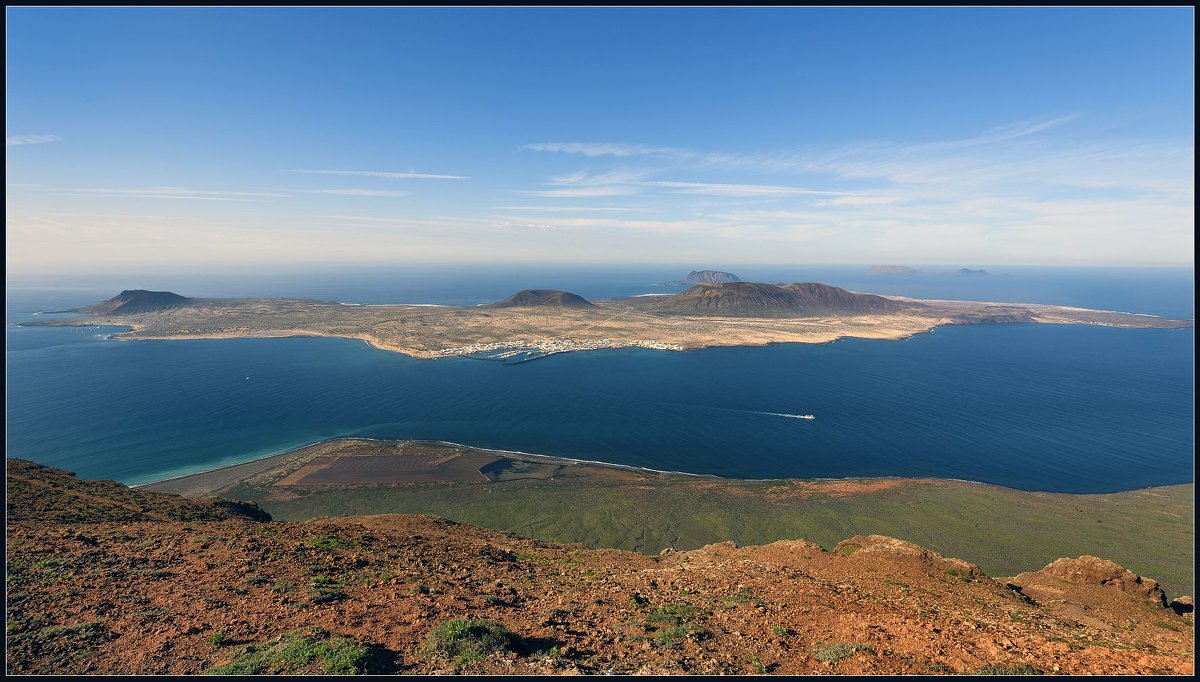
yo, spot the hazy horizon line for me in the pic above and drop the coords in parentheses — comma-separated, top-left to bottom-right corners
(6, 260, 1194, 281)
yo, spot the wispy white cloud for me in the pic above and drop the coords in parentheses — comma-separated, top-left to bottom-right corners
(493, 215, 715, 235)
(523, 142, 688, 158)
(492, 205, 649, 212)
(298, 188, 408, 197)
(287, 169, 468, 180)
(327, 214, 440, 225)
(523, 115, 1083, 169)
(327, 214, 498, 228)
(324, 213, 566, 236)
(6, 134, 61, 146)
(812, 195, 900, 207)
(47, 187, 286, 202)
(7, 115, 1190, 268)
(941, 114, 1081, 149)
(522, 115, 1192, 213)
(490, 220, 557, 231)
(645, 181, 848, 197)
(43, 212, 200, 222)
(548, 168, 651, 186)
(522, 186, 640, 198)
(523, 168, 649, 198)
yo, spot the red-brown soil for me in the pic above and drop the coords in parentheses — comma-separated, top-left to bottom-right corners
(5, 460, 1194, 675)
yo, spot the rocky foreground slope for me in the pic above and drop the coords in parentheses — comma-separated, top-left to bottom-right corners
(5, 460, 1194, 675)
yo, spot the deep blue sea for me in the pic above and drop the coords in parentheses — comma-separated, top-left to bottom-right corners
(5, 265, 1194, 493)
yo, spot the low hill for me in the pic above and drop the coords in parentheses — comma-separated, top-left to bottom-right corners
(686, 270, 742, 284)
(80, 290, 193, 315)
(4, 461, 1193, 675)
(868, 265, 921, 276)
(485, 289, 595, 309)
(657, 282, 908, 316)
(955, 268, 989, 276)
(6, 458, 269, 524)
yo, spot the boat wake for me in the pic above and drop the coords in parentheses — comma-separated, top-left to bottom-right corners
(676, 401, 816, 421)
(742, 410, 815, 420)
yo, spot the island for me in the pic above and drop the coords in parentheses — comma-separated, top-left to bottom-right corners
(867, 265, 922, 275)
(685, 269, 742, 284)
(33, 282, 1192, 361)
(657, 269, 743, 286)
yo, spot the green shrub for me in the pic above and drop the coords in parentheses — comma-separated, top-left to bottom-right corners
(209, 630, 228, 646)
(813, 642, 874, 663)
(975, 662, 1041, 675)
(204, 628, 369, 675)
(424, 619, 516, 665)
(644, 603, 697, 626)
(309, 588, 346, 604)
(652, 623, 707, 649)
(309, 535, 350, 550)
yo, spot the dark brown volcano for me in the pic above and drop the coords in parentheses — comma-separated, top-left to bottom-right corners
(657, 282, 907, 316)
(80, 290, 193, 315)
(485, 289, 596, 309)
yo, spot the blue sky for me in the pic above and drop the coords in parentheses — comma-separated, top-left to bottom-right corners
(6, 7, 1194, 271)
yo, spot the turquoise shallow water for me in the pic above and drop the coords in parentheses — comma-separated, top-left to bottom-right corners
(5, 309, 1193, 492)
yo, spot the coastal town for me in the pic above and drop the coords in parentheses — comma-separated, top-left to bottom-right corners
(431, 338, 685, 359)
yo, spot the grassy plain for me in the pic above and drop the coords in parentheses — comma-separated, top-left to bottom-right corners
(147, 439, 1194, 597)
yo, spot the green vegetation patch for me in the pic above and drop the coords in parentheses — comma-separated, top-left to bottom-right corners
(40, 621, 108, 643)
(652, 623, 706, 649)
(244, 475, 1195, 598)
(204, 628, 371, 675)
(644, 603, 697, 626)
(813, 642, 874, 663)
(424, 618, 517, 666)
(975, 662, 1042, 675)
(636, 602, 708, 649)
(8, 621, 113, 664)
(309, 587, 347, 604)
(722, 587, 767, 608)
(308, 535, 352, 550)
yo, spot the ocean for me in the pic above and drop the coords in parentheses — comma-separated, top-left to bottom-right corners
(5, 265, 1194, 493)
